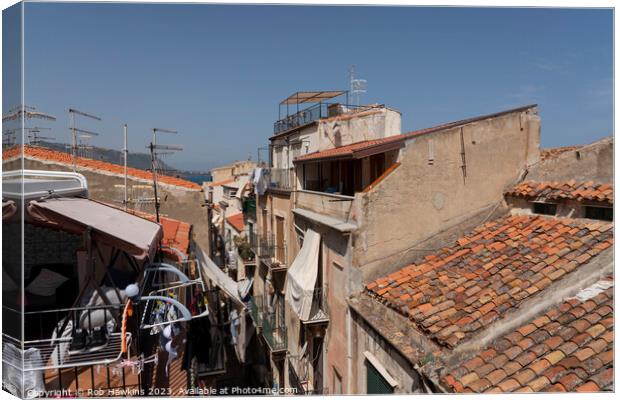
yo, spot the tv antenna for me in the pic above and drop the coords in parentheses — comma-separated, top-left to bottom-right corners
(2, 105, 56, 147)
(348, 65, 367, 106)
(26, 127, 55, 145)
(147, 128, 182, 222)
(69, 108, 101, 171)
(2, 105, 56, 122)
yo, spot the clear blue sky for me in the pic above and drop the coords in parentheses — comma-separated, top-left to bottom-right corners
(13, 3, 614, 171)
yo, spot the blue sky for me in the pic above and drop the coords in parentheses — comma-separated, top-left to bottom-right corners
(14, 3, 614, 171)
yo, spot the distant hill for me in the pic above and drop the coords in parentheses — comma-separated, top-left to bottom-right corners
(37, 142, 211, 184)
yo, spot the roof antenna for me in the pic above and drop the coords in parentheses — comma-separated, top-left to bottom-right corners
(348, 65, 367, 107)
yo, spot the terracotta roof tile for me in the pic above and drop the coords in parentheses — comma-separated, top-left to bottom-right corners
(206, 178, 235, 187)
(226, 212, 245, 233)
(540, 146, 580, 161)
(441, 283, 613, 393)
(107, 205, 191, 260)
(366, 214, 612, 348)
(506, 180, 613, 205)
(3, 145, 201, 190)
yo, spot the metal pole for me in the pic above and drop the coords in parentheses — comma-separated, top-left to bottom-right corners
(123, 124, 128, 211)
(70, 110, 76, 172)
(150, 142, 161, 223)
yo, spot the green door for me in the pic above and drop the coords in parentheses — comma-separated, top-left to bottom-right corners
(366, 361, 394, 394)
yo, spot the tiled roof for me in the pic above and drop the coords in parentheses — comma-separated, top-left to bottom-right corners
(3, 146, 201, 190)
(295, 136, 405, 162)
(206, 178, 235, 187)
(226, 212, 245, 232)
(440, 278, 613, 393)
(506, 181, 613, 205)
(541, 146, 580, 161)
(365, 214, 613, 348)
(107, 205, 191, 260)
(295, 104, 537, 163)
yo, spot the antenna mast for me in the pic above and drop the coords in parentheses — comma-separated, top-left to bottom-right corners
(148, 128, 182, 223)
(348, 65, 368, 106)
(68, 108, 101, 171)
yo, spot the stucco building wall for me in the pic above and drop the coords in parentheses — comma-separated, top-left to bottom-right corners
(353, 108, 541, 282)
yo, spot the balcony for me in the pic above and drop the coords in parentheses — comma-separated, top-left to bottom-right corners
(262, 313, 287, 352)
(268, 168, 293, 191)
(249, 295, 264, 328)
(273, 103, 365, 136)
(304, 287, 329, 325)
(294, 190, 358, 233)
(257, 234, 288, 271)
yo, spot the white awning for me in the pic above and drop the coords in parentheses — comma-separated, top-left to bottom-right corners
(26, 198, 162, 260)
(195, 244, 245, 308)
(285, 229, 321, 321)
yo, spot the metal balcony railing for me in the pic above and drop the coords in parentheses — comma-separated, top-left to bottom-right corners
(262, 313, 287, 352)
(268, 168, 293, 190)
(273, 103, 369, 135)
(249, 296, 264, 328)
(258, 234, 275, 259)
(305, 287, 329, 324)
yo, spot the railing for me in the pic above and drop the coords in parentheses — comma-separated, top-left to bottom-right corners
(269, 168, 293, 190)
(258, 234, 275, 259)
(249, 296, 264, 328)
(273, 103, 367, 135)
(2, 303, 136, 396)
(262, 313, 287, 352)
(258, 234, 287, 270)
(296, 190, 355, 222)
(305, 287, 329, 324)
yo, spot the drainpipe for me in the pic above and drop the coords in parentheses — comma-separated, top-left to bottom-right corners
(346, 232, 353, 394)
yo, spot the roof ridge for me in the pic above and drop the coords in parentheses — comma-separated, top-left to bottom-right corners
(5, 145, 201, 190)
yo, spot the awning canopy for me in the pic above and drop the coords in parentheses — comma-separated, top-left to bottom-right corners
(26, 198, 162, 260)
(195, 245, 245, 308)
(280, 91, 346, 105)
(2, 200, 17, 221)
(285, 229, 321, 321)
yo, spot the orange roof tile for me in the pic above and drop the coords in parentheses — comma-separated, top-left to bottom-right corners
(226, 212, 245, 232)
(440, 279, 613, 393)
(295, 104, 537, 163)
(506, 181, 613, 205)
(104, 204, 191, 260)
(365, 214, 613, 349)
(541, 146, 580, 161)
(3, 146, 201, 190)
(206, 178, 235, 187)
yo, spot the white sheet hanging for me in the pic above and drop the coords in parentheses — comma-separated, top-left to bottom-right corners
(285, 229, 321, 321)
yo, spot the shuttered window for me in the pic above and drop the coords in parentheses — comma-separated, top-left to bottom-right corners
(366, 361, 394, 394)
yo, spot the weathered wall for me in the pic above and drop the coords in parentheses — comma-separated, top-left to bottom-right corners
(8, 158, 210, 251)
(211, 160, 256, 182)
(526, 136, 613, 183)
(318, 108, 402, 151)
(354, 107, 540, 283)
(286, 215, 350, 394)
(351, 312, 425, 394)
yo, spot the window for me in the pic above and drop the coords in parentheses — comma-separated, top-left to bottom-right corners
(366, 361, 394, 394)
(584, 206, 613, 221)
(333, 367, 343, 394)
(532, 202, 557, 216)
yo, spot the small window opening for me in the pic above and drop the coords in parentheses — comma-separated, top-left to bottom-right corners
(532, 202, 557, 216)
(584, 206, 613, 221)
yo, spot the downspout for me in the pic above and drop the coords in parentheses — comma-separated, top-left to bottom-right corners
(346, 231, 354, 394)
